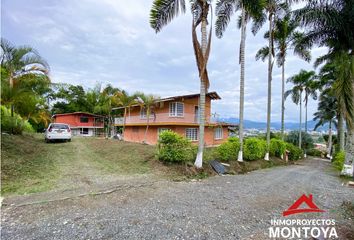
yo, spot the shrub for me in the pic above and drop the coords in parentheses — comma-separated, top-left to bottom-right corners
(285, 143, 303, 161)
(307, 148, 323, 157)
(216, 137, 240, 161)
(269, 139, 286, 158)
(244, 138, 266, 161)
(286, 131, 314, 150)
(157, 130, 194, 163)
(333, 151, 345, 171)
(1, 106, 34, 134)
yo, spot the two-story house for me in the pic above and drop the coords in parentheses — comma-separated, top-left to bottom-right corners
(113, 92, 232, 145)
(52, 112, 105, 137)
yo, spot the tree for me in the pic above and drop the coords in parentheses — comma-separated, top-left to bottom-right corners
(285, 70, 316, 150)
(215, 0, 264, 162)
(1, 38, 50, 132)
(313, 89, 337, 158)
(150, 0, 213, 168)
(118, 91, 138, 138)
(294, 0, 354, 171)
(255, 13, 311, 140)
(252, 0, 288, 160)
(136, 94, 159, 144)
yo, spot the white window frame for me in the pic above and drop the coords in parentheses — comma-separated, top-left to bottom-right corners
(140, 108, 154, 119)
(169, 102, 184, 117)
(185, 128, 198, 141)
(214, 127, 223, 140)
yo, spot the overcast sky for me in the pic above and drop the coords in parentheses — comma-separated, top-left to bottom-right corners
(1, 0, 327, 123)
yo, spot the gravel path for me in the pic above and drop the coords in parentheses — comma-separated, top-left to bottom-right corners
(1, 158, 353, 239)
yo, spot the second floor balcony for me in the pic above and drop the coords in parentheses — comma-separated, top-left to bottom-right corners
(114, 113, 218, 125)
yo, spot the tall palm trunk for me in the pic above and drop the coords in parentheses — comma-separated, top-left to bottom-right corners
(327, 120, 333, 159)
(9, 74, 14, 134)
(304, 94, 308, 157)
(238, 7, 246, 162)
(265, 14, 273, 161)
(345, 128, 354, 176)
(281, 58, 285, 141)
(195, 14, 208, 168)
(299, 90, 302, 149)
(144, 108, 150, 144)
(338, 112, 345, 151)
(122, 107, 127, 139)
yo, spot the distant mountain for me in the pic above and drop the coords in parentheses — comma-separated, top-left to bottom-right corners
(219, 118, 331, 131)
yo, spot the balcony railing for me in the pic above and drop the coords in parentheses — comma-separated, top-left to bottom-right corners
(114, 113, 218, 125)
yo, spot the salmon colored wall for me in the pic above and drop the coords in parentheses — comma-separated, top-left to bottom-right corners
(54, 114, 103, 127)
(123, 125, 228, 146)
(123, 96, 213, 124)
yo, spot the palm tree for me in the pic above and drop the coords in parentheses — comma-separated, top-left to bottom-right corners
(294, 0, 353, 170)
(136, 94, 159, 144)
(285, 69, 316, 150)
(252, 0, 288, 160)
(215, 0, 263, 162)
(1, 38, 50, 131)
(150, 0, 213, 168)
(118, 91, 138, 138)
(255, 13, 311, 140)
(313, 89, 337, 159)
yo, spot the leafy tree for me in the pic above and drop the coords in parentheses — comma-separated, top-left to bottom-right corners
(150, 0, 213, 168)
(1, 38, 50, 121)
(252, 0, 289, 160)
(215, 0, 264, 162)
(285, 69, 316, 150)
(286, 131, 314, 151)
(255, 13, 311, 140)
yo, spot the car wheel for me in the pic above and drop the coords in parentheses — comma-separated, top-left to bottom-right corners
(45, 138, 49, 143)
(68, 139, 71, 142)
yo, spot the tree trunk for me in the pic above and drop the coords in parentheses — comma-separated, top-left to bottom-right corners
(144, 108, 150, 144)
(10, 74, 14, 134)
(238, 7, 246, 162)
(328, 120, 333, 159)
(304, 94, 308, 157)
(122, 107, 127, 139)
(344, 128, 354, 175)
(338, 112, 345, 151)
(265, 14, 273, 161)
(299, 90, 302, 149)
(194, 14, 208, 168)
(281, 59, 285, 141)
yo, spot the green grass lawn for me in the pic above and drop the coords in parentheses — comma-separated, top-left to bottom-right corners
(1, 133, 157, 196)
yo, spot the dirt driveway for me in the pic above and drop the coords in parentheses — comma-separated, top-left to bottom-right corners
(1, 158, 353, 239)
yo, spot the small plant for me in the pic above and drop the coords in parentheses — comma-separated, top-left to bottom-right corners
(269, 139, 286, 158)
(333, 151, 345, 171)
(307, 148, 323, 157)
(1, 106, 34, 134)
(157, 130, 194, 163)
(285, 143, 303, 161)
(216, 137, 240, 161)
(243, 138, 266, 161)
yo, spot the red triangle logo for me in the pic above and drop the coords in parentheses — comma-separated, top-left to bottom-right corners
(283, 194, 325, 217)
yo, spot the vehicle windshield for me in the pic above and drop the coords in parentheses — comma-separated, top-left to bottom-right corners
(50, 124, 69, 129)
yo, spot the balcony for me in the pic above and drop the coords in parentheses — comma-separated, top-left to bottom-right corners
(114, 113, 218, 126)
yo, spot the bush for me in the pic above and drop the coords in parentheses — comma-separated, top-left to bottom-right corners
(157, 130, 195, 163)
(216, 137, 240, 161)
(1, 106, 34, 134)
(269, 139, 286, 158)
(307, 148, 323, 157)
(333, 151, 345, 171)
(244, 138, 267, 161)
(285, 143, 303, 161)
(286, 131, 314, 150)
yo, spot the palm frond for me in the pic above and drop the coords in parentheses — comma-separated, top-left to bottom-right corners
(150, 0, 186, 33)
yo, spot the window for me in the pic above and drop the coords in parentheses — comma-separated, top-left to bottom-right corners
(80, 128, 89, 135)
(169, 102, 184, 117)
(80, 117, 89, 123)
(185, 128, 198, 141)
(214, 127, 223, 140)
(158, 128, 171, 139)
(140, 108, 154, 119)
